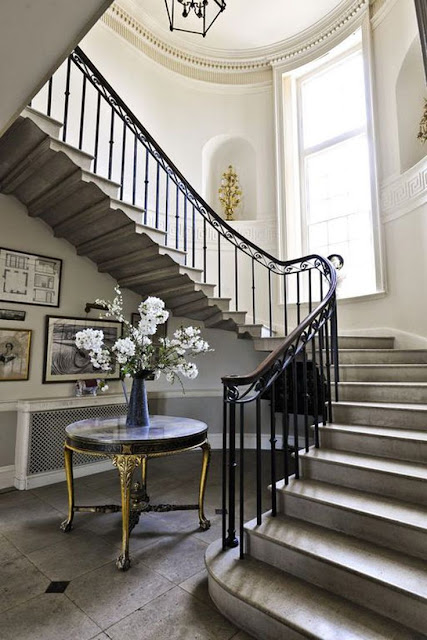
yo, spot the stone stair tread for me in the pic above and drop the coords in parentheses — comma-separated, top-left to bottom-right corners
(338, 382, 427, 387)
(245, 514, 427, 600)
(322, 422, 427, 440)
(338, 349, 427, 354)
(206, 540, 422, 640)
(333, 400, 427, 411)
(278, 478, 427, 531)
(339, 364, 427, 368)
(300, 447, 427, 480)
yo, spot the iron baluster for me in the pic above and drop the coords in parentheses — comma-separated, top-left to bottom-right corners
(318, 273, 327, 425)
(93, 92, 101, 174)
(268, 270, 273, 337)
(222, 386, 227, 551)
(239, 403, 245, 559)
(311, 334, 320, 448)
(217, 232, 221, 298)
(234, 246, 239, 311)
(331, 295, 340, 401)
(62, 57, 71, 142)
(165, 174, 169, 243)
(155, 163, 160, 229)
(282, 366, 290, 485)
(108, 109, 115, 180)
(308, 268, 313, 313)
(132, 135, 137, 206)
(252, 257, 256, 325)
(292, 357, 300, 478)
(324, 318, 333, 422)
(302, 346, 309, 452)
(203, 218, 207, 283)
(296, 271, 301, 325)
(270, 383, 277, 517)
(192, 204, 196, 268)
(283, 273, 288, 336)
(256, 396, 262, 525)
(78, 74, 87, 150)
(119, 121, 126, 200)
(226, 401, 238, 548)
(175, 183, 180, 250)
(47, 77, 53, 117)
(183, 195, 188, 261)
(144, 148, 149, 225)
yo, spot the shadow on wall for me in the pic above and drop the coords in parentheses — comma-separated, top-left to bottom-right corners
(202, 134, 257, 220)
(396, 36, 427, 173)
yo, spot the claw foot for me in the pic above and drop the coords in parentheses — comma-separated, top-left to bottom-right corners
(60, 519, 73, 533)
(199, 518, 211, 531)
(116, 554, 131, 571)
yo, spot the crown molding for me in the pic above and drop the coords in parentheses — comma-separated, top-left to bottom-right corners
(380, 155, 427, 223)
(101, 0, 369, 84)
(370, 0, 400, 30)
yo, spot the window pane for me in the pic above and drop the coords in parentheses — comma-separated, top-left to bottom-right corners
(301, 53, 366, 148)
(305, 135, 371, 225)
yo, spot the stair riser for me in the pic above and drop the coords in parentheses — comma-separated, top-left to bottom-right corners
(320, 430, 427, 464)
(255, 337, 396, 352)
(209, 577, 305, 640)
(338, 351, 427, 364)
(248, 533, 427, 635)
(279, 492, 427, 560)
(338, 384, 427, 404)
(333, 404, 427, 431)
(300, 457, 427, 506)
(336, 367, 427, 382)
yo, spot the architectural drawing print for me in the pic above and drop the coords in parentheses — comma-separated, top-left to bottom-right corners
(0, 248, 62, 307)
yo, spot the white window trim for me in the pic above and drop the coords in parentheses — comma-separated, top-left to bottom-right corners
(273, 11, 386, 302)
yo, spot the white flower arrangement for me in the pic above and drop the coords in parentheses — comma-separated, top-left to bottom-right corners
(75, 286, 212, 385)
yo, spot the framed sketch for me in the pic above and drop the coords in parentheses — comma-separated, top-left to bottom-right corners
(0, 308, 26, 321)
(0, 328, 32, 381)
(44, 316, 122, 383)
(0, 248, 62, 308)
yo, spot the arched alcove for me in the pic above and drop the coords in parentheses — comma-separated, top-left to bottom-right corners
(202, 135, 257, 220)
(396, 36, 427, 173)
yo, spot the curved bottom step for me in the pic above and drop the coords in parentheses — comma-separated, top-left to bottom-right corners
(205, 539, 423, 640)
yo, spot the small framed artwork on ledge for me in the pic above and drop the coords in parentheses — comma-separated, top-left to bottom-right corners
(0, 328, 32, 381)
(0, 247, 62, 308)
(44, 316, 122, 383)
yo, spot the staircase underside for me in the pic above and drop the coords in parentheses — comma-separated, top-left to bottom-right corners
(0, 110, 265, 337)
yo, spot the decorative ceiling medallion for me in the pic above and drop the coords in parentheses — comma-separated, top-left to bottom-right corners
(102, 0, 369, 83)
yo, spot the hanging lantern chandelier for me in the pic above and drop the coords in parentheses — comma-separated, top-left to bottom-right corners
(164, 0, 226, 37)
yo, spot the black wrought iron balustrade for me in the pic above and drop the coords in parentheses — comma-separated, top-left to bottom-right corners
(221, 253, 339, 558)
(29, 46, 332, 336)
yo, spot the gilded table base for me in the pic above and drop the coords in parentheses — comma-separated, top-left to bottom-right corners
(61, 441, 211, 571)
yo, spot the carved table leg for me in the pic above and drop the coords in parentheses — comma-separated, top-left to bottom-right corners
(198, 441, 211, 531)
(61, 445, 74, 532)
(140, 455, 150, 503)
(113, 455, 140, 571)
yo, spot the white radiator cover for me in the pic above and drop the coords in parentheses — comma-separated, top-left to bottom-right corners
(15, 395, 127, 489)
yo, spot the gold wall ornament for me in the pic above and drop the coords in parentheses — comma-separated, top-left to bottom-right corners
(218, 165, 242, 221)
(418, 99, 427, 143)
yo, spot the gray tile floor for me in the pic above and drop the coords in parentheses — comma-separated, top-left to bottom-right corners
(0, 450, 273, 640)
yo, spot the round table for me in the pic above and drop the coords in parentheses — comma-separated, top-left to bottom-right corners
(60, 415, 211, 570)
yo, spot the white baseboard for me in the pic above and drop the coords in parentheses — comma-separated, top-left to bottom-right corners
(14, 459, 113, 490)
(0, 465, 15, 490)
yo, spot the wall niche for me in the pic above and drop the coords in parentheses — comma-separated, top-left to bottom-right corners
(202, 135, 257, 221)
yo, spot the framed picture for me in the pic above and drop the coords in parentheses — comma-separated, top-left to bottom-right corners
(0, 308, 26, 321)
(0, 328, 32, 381)
(44, 316, 122, 383)
(0, 247, 62, 308)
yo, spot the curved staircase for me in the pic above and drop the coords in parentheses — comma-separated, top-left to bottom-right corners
(207, 334, 427, 639)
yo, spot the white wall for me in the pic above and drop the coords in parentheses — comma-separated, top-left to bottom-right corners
(80, 22, 276, 223)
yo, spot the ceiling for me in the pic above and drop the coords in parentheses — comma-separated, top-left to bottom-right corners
(122, 0, 349, 55)
(0, 0, 113, 136)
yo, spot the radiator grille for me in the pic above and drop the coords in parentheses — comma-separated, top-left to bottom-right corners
(28, 404, 127, 475)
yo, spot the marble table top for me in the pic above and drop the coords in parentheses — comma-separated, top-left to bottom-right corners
(65, 415, 208, 447)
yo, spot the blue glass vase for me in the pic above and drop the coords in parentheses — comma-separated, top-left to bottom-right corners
(126, 370, 152, 428)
